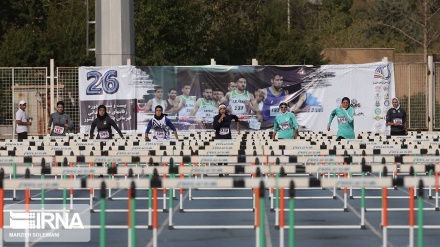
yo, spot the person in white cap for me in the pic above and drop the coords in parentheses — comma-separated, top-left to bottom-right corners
(15, 100, 31, 140)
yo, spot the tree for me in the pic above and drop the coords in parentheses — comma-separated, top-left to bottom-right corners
(0, 0, 94, 67)
(370, 0, 440, 61)
(134, 0, 268, 65)
(134, 0, 213, 65)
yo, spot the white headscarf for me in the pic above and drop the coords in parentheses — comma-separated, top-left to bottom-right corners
(392, 97, 400, 111)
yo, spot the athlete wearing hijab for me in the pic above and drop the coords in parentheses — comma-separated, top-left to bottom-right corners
(90, 105, 124, 139)
(213, 104, 240, 139)
(145, 105, 179, 140)
(327, 97, 355, 140)
(386, 97, 407, 136)
(272, 102, 298, 140)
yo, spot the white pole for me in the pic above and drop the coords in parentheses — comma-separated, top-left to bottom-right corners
(50, 59, 55, 115)
(428, 55, 434, 131)
(210, 58, 216, 65)
(12, 68, 15, 138)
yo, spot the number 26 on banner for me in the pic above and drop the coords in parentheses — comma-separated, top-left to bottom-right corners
(86, 70, 119, 95)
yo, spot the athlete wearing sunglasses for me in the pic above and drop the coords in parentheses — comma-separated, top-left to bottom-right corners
(272, 102, 298, 140)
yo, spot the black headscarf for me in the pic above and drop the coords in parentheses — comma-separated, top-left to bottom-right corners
(97, 105, 108, 120)
(154, 105, 165, 120)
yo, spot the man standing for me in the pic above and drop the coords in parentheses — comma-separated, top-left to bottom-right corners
(15, 100, 31, 140)
(227, 81, 237, 92)
(212, 88, 224, 108)
(145, 86, 167, 114)
(164, 88, 178, 121)
(255, 74, 290, 127)
(165, 88, 178, 113)
(190, 86, 217, 129)
(220, 76, 259, 129)
(174, 83, 197, 130)
(220, 76, 259, 116)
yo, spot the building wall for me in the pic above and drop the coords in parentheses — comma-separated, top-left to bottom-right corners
(322, 48, 395, 64)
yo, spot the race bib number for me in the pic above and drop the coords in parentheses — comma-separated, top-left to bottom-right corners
(270, 106, 280, 117)
(155, 130, 165, 139)
(53, 126, 65, 135)
(219, 127, 230, 135)
(337, 116, 347, 124)
(98, 130, 110, 139)
(233, 104, 246, 114)
(310, 106, 323, 112)
(279, 121, 290, 130)
(393, 118, 402, 125)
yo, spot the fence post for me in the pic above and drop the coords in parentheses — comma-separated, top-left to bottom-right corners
(50, 59, 55, 115)
(428, 55, 434, 131)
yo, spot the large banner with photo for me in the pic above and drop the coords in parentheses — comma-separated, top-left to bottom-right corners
(78, 62, 395, 134)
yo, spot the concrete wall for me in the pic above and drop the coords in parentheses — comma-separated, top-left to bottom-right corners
(322, 48, 395, 64)
(323, 48, 440, 64)
(0, 126, 13, 139)
(95, 0, 135, 66)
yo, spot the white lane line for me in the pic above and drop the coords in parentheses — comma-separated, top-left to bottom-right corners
(145, 192, 190, 247)
(264, 208, 273, 247)
(332, 189, 395, 247)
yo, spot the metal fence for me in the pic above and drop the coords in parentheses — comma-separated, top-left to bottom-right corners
(0, 67, 80, 138)
(393, 62, 428, 130)
(0, 63, 438, 138)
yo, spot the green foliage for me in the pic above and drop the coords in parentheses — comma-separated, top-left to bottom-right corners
(0, 0, 94, 67)
(1, 0, 440, 66)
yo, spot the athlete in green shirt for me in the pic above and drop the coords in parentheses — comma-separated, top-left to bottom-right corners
(272, 102, 299, 139)
(327, 97, 355, 139)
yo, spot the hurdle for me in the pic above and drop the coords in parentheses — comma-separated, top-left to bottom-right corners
(0, 156, 54, 201)
(1, 167, 440, 246)
(382, 177, 440, 247)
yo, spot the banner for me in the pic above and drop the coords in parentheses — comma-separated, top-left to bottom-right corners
(297, 62, 395, 132)
(78, 62, 395, 134)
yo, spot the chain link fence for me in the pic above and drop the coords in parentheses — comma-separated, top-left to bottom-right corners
(393, 63, 428, 130)
(0, 67, 48, 138)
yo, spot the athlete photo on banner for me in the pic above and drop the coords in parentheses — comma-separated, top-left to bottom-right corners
(79, 62, 395, 133)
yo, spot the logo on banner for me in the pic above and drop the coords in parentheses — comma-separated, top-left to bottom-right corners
(375, 108, 381, 115)
(129, 68, 155, 89)
(374, 65, 391, 80)
(374, 116, 382, 121)
(384, 100, 390, 106)
(374, 92, 380, 100)
(350, 98, 361, 108)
